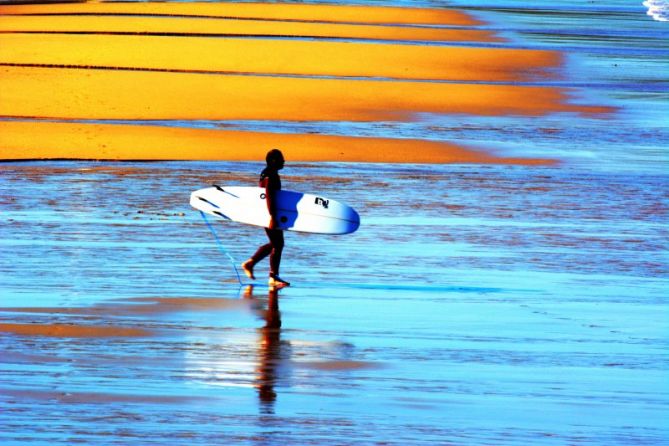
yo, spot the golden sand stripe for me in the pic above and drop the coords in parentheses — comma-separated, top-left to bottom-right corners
(0, 34, 556, 82)
(0, 2, 481, 26)
(0, 15, 499, 43)
(0, 323, 150, 338)
(0, 66, 608, 122)
(0, 121, 556, 165)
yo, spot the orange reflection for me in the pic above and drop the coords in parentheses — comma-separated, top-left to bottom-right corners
(0, 323, 150, 338)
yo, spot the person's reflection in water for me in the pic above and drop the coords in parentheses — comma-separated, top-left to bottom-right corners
(246, 285, 289, 414)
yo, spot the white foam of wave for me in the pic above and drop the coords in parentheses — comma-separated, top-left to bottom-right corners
(643, 0, 669, 21)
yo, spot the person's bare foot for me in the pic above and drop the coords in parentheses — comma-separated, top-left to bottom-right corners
(268, 275, 290, 288)
(241, 260, 255, 280)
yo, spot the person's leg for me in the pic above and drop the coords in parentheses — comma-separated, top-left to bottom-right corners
(252, 243, 273, 263)
(242, 240, 273, 280)
(266, 228, 284, 278)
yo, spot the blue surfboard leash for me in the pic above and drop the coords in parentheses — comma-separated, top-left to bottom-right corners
(199, 211, 243, 286)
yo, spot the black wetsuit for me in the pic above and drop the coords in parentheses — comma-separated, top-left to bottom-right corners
(249, 167, 284, 277)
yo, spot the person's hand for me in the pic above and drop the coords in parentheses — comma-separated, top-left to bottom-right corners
(268, 217, 277, 230)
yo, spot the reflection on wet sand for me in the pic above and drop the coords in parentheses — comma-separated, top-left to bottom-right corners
(0, 322, 150, 338)
(0, 296, 251, 317)
(246, 285, 288, 414)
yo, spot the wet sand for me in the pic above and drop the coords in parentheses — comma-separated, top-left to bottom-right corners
(1, 1, 668, 445)
(1, 161, 667, 445)
(0, 323, 151, 338)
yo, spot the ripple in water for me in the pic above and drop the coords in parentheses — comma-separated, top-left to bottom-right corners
(644, 0, 669, 21)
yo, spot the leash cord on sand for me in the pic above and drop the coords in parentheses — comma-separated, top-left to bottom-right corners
(199, 211, 243, 286)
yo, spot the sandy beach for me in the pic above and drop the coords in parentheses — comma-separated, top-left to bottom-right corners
(0, 1, 608, 163)
(1, 1, 668, 445)
(0, 120, 558, 164)
(0, 2, 481, 25)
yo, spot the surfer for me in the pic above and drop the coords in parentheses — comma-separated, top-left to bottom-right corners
(242, 149, 290, 287)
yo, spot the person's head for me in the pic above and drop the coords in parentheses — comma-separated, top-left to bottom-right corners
(266, 149, 285, 170)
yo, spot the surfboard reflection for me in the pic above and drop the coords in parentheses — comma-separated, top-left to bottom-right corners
(245, 286, 291, 414)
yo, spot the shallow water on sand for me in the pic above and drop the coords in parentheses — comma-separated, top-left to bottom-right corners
(1, 161, 667, 445)
(1, 0, 668, 444)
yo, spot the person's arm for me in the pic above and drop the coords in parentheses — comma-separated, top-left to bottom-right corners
(266, 188, 277, 229)
(264, 175, 279, 229)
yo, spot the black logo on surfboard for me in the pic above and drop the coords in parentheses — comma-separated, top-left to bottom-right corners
(315, 197, 329, 209)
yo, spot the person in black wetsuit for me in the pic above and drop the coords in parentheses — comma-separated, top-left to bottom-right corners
(241, 149, 290, 287)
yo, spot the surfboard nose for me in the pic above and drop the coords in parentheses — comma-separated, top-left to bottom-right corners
(351, 208, 360, 232)
(345, 208, 361, 234)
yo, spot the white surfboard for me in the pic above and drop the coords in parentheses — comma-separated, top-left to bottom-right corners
(190, 185, 360, 235)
